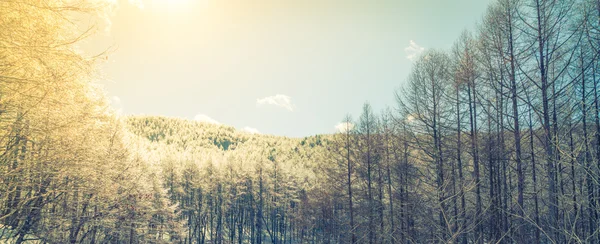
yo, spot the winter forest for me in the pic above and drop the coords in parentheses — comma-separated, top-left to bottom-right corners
(2, 0, 600, 243)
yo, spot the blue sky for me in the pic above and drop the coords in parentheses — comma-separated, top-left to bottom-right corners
(86, 0, 493, 137)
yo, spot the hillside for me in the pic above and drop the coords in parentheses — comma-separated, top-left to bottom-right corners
(124, 116, 333, 243)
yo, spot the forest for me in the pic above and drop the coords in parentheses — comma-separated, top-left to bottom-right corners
(1, 0, 600, 243)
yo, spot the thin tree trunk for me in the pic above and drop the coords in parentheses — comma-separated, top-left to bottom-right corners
(528, 101, 541, 244)
(468, 81, 482, 244)
(507, 4, 525, 239)
(346, 119, 356, 244)
(456, 84, 467, 244)
(535, 0, 559, 240)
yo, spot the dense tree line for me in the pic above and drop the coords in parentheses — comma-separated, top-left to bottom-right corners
(2, 0, 600, 243)
(125, 116, 326, 244)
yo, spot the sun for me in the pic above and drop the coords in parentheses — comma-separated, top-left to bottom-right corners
(151, 0, 192, 8)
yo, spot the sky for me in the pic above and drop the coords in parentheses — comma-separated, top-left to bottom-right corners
(83, 0, 493, 138)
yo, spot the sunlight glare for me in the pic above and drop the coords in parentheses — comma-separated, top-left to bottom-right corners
(152, 0, 192, 7)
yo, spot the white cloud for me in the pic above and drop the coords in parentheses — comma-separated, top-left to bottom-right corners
(405, 40, 425, 61)
(194, 114, 220, 125)
(256, 94, 294, 111)
(335, 122, 354, 133)
(241, 126, 260, 134)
